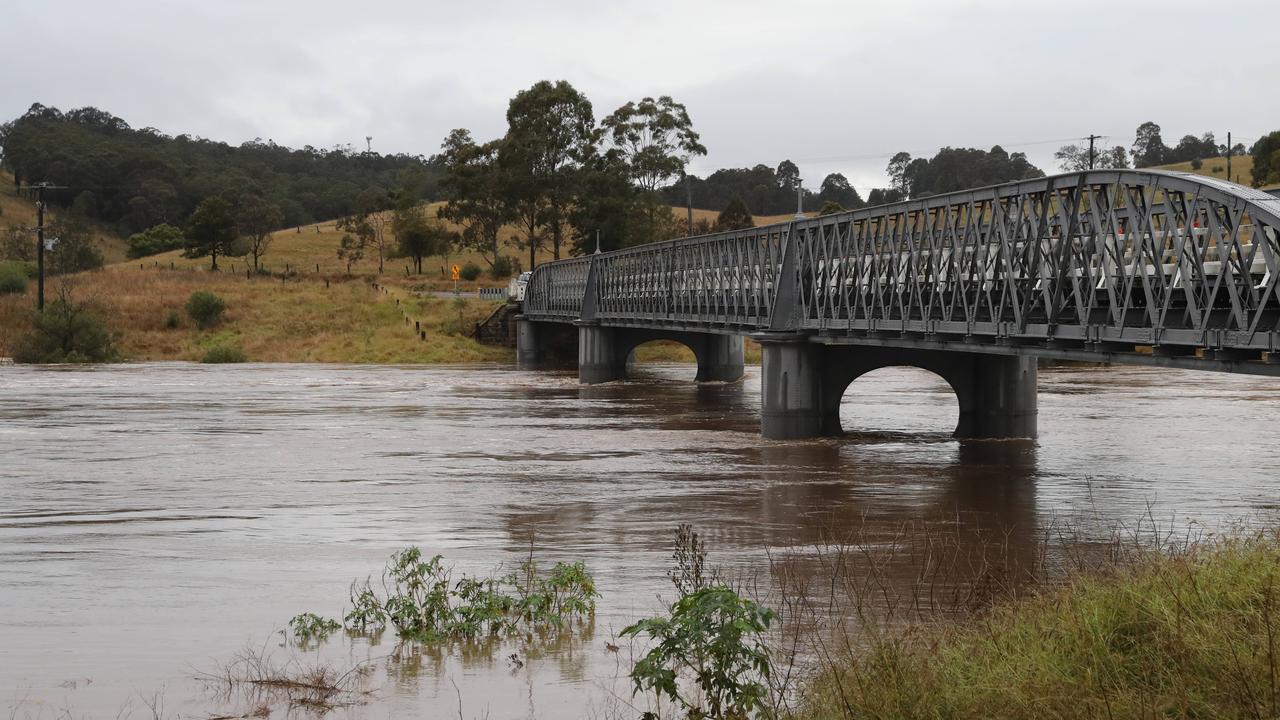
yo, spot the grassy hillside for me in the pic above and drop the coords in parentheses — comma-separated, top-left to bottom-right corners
(0, 266, 510, 363)
(0, 170, 129, 264)
(1155, 154, 1278, 189)
(127, 204, 799, 289)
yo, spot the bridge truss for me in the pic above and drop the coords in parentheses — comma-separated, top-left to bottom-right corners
(524, 170, 1280, 372)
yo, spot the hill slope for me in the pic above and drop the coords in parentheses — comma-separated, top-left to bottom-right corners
(1, 170, 129, 263)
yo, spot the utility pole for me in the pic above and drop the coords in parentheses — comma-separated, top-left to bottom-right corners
(35, 184, 46, 311)
(685, 173, 693, 235)
(595, 229, 601, 254)
(1086, 134, 1102, 170)
(1226, 131, 1232, 183)
(794, 179, 805, 219)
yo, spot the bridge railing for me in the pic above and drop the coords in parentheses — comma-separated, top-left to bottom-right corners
(789, 171, 1280, 349)
(523, 170, 1280, 352)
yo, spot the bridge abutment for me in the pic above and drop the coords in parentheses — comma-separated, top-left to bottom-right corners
(756, 335, 1037, 440)
(577, 324, 745, 385)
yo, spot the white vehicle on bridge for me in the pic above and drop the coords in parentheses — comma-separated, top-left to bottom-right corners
(509, 271, 532, 302)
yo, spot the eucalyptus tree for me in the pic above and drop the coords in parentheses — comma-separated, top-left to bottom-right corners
(502, 80, 595, 265)
(601, 96, 707, 244)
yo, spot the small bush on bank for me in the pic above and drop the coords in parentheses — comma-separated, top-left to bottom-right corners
(0, 263, 27, 294)
(164, 310, 180, 329)
(13, 290, 118, 363)
(459, 262, 482, 281)
(185, 290, 226, 328)
(489, 255, 514, 280)
(202, 344, 246, 363)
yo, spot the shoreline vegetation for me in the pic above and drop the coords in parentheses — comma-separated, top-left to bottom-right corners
(796, 525, 1280, 719)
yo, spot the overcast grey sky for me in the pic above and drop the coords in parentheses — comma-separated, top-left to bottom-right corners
(5, 0, 1277, 193)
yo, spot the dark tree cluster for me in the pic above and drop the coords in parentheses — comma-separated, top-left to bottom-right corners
(438, 84, 708, 259)
(660, 161, 865, 217)
(887, 146, 1044, 199)
(1129, 122, 1246, 169)
(0, 103, 443, 235)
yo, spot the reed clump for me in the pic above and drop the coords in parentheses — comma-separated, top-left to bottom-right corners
(798, 529, 1280, 719)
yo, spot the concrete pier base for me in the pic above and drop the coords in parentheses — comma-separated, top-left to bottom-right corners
(515, 316, 578, 369)
(577, 324, 745, 385)
(756, 335, 1037, 440)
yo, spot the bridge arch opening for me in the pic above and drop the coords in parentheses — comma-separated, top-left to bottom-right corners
(835, 366, 960, 438)
(624, 339, 700, 382)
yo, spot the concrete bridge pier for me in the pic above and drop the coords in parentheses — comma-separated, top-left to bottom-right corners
(578, 324, 745, 385)
(515, 316, 579, 369)
(755, 334, 1037, 440)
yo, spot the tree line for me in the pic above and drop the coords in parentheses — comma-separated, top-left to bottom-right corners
(0, 103, 442, 234)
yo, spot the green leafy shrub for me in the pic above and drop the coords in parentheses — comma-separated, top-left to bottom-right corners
(13, 289, 118, 363)
(185, 290, 226, 328)
(489, 255, 514, 280)
(202, 344, 246, 363)
(298, 546, 598, 643)
(0, 263, 27, 294)
(459, 262, 482, 281)
(164, 310, 180, 329)
(622, 586, 775, 720)
(288, 612, 340, 640)
(126, 223, 184, 259)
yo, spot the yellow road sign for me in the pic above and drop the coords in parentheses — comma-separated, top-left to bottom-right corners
(451, 264, 461, 280)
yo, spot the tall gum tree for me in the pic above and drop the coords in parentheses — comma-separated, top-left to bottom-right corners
(601, 96, 707, 245)
(502, 80, 595, 266)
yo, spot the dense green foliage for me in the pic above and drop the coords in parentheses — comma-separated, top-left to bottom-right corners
(715, 197, 754, 231)
(300, 546, 598, 642)
(1251, 131, 1280, 187)
(184, 197, 238, 270)
(286, 612, 340, 640)
(185, 290, 226, 328)
(0, 104, 441, 234)
(0, 261, 27, 293)
(624, 587, 775, 720)
(459, 262, 482, 281)
(391, 204, 453, 274)
(664, 163, 864, 216)
(13, 287, 117, 363)
(892, 146, 1044, 198)
(201, 344, 247, 363)
(801, 532, 1280, 720)
(126, 223, 184, 259)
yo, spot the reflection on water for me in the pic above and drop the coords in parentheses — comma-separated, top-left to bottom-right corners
(2, 361, 1280, 717)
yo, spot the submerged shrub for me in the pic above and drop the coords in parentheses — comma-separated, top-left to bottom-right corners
(186, 290, 226, 328)
(623, 586, 775, 720)
(295, 546, 598, 643)
(201, 345, 246, 363)
(14, 288, 118, 363)
(288, 612, 340, 640)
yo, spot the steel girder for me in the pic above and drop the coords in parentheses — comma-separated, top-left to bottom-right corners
(522, 170, 1280, 361)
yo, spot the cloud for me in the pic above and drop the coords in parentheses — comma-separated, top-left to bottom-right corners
(4, 0, 1277, 188)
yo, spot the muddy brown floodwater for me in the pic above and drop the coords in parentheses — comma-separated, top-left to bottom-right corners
(3, 361, 1280, 718)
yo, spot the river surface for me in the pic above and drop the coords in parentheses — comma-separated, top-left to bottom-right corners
(3, 361, 1280, 718)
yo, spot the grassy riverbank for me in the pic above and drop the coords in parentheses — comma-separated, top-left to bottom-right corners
(0, 266, 511, 363)
(799, 530, 1280, 719)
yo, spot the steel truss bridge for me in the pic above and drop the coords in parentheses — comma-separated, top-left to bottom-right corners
(517, 170, 1280, 439)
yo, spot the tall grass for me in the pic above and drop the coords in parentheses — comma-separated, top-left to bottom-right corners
(786, 523, 1280, 719)
(0, 266, 511, 362)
